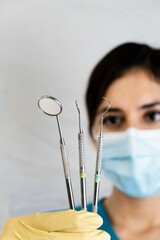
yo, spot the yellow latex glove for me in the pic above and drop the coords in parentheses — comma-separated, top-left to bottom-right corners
(0, 209, 110, 240)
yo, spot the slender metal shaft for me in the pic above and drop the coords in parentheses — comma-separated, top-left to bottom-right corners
(56, 115, 75, 209)
(78, 132, 87, 210)
(76, 101, 87, 210)
(92, 97, 110, 213)
(92, 133, 104, 213)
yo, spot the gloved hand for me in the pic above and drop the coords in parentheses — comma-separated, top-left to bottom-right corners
(0, 209, 110, 240)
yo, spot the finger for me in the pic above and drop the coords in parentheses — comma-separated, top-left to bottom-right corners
(0, 213, 110, 240)
(0, 217, 62, 240)
(0, 217, 49, 240)
(17, 210, 103, 232)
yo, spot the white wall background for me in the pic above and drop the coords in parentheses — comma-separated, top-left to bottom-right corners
(0, 0, 160, 231)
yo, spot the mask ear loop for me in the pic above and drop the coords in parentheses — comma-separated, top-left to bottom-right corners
(92, 97, 110, 213)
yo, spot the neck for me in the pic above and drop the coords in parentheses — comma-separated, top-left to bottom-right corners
(104, 188, 160, 231)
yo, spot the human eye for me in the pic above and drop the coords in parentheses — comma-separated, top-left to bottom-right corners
(102, 114, 124, 129)
(144, 111, 160, 122)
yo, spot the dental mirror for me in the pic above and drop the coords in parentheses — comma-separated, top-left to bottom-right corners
(38, 95, 62, 116)
(38, 95, 75, 209)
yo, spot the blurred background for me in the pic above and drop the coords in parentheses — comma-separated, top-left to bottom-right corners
(0, 0, 160, 231)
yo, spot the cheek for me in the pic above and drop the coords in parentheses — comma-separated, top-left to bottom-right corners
(90, 130, 98, 148)
(92, 117, 101, 134)
(91, 127, 98, 137)
(92, 138, 98, 148)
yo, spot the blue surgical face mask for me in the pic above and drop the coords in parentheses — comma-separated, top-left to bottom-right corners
(101, 128, 160, 198)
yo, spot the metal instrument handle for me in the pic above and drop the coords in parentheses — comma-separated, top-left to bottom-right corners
(92, 134, 104, 213)
(78, 132, 87, 210)
(60, 138, 75, 209)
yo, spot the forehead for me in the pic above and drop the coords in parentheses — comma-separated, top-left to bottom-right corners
(100, 68, 160, 109)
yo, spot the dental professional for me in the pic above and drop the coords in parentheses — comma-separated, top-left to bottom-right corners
(85, 42, 160, 239)
(1, 42, 160, 240)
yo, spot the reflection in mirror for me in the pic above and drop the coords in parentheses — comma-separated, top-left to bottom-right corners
(38, 96, 62, 116)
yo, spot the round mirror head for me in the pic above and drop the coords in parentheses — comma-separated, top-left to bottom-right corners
(38, 95, 62, 116)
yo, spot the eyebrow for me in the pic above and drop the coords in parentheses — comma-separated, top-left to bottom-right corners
(97, 101, 160, 115)
(139, 101, 160, 109)
(97, 107, 121, 115)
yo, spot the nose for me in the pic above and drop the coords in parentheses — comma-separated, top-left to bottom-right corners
(125, 115, 141, 130)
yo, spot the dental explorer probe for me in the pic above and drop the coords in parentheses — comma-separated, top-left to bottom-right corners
(92, 97, 110, 213)
(75, 101, 87, 210)
(38, 95, 75, 209)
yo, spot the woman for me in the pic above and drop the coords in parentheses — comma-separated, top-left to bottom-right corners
(1, 42, 160, 240)
(85, 42, 160, 239)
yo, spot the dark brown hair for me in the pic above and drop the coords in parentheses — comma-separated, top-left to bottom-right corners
(85, 42, 160, 135)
